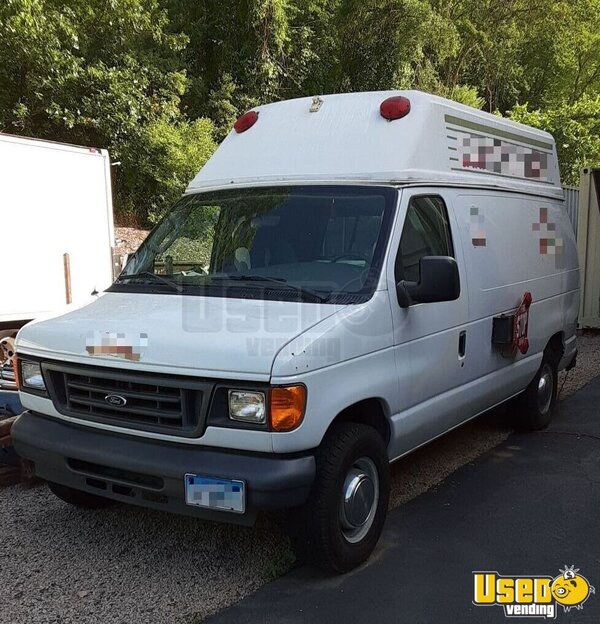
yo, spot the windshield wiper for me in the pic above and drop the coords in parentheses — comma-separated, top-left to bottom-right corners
(211, 274, 328, 303)
(115, 271, 327, 302)
(115, 271, 182, 293)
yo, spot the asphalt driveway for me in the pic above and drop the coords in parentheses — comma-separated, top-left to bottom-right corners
(208, 377, 600, 624)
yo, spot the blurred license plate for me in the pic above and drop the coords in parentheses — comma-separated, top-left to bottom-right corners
(184, 474, 245, 513)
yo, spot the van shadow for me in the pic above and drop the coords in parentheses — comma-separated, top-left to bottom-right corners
(389, 404, 513, 508)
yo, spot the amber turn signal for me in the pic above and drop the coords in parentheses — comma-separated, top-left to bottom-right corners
(269, 385, 306, 432)
(11, 354, 21, 390)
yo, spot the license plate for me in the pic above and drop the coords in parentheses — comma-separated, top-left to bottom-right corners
(184, 474, 245, 514)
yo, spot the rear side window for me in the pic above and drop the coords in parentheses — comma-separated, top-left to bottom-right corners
(397, 196, 454, 282)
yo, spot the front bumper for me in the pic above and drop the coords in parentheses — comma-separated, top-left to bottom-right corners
(12, 411, 315, 526)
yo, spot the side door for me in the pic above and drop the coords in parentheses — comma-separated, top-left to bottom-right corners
(387, 189, 472, 459)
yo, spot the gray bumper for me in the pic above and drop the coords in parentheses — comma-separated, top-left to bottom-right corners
(12, 411, 315, 526)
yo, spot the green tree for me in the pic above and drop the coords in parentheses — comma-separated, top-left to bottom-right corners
(508, 97, 600, 186)
(426, 0, 600, 113)
(0, 0, 212, 225)
(122, 118, 216, 224)
(162, 0, 341, 136)
(3, 0, 600, 225)
(517, 0, 600, 108)
(333, 0, 434, 92)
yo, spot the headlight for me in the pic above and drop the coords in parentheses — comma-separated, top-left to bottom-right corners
(228, 390, 266, 424)
(21, 360, 46, 391)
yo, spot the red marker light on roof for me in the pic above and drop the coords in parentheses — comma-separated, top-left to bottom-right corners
(234, 110, 259, 133)
(380, 96, 411, 121)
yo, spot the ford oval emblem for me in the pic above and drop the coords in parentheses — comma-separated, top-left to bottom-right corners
(105, 394, 127, 407)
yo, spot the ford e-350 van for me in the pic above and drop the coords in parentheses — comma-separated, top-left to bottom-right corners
(13, 91, 579, 572)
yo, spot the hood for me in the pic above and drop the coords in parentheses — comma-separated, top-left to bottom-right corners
(16, 292, 341, 380)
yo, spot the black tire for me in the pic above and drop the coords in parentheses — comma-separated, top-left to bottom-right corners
(289, 422, 390, 574)
(48, 481, 115, 509)
(515, 352, 558, 431)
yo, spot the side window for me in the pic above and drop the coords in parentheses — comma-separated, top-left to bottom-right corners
(396, 196, 454, 283)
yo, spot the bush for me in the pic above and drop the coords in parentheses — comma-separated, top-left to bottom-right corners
(118, 118, 217, 226)
(508, 97, 600, 186)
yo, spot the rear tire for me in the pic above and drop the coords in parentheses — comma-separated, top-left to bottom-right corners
(515, 352, 558, 431)
(48, 481, 114, 509)
(289, 422, 390, 574)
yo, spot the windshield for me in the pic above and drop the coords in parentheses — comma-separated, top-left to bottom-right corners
(111, 185, 397, 304)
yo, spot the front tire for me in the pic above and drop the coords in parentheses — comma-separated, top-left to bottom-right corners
(515, 353, 558, 430)
(291, 422, 390, 573)
(48, 481, 115, 509)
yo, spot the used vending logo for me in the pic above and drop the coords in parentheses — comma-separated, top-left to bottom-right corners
(473, 566, 595, 618)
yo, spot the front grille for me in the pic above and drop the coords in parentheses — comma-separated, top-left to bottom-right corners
(0, 363, 16, 389)
(44, 362, 212, 437)
(65, 373, 185, 424)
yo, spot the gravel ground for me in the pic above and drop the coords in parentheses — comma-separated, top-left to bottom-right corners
(114, 227, 150, 259)
(1, 332, 599, 623)
(558, 330, 600, 398)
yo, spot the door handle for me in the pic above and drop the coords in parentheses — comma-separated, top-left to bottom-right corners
(458, 330, 467, 359)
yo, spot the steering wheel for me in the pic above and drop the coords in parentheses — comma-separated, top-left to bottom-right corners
(331, 253, 369, 264)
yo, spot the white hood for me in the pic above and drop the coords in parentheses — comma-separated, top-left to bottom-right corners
(16, 292, 341, 380)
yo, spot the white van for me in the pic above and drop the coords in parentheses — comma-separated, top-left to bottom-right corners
(12, 91, 579, 572)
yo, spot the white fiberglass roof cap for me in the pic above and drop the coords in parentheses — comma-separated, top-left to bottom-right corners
(188, 90, 562, 198)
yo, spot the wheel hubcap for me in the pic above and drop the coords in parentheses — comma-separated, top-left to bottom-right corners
(537, 366, 553, 413)
(339, 457, 379, 544)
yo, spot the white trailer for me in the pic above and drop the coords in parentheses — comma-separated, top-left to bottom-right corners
(0, 133, 115, 387)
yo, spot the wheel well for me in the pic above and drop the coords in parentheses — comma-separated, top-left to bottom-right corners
(325, 399, 391, 447)
(545, 332, 564, 363)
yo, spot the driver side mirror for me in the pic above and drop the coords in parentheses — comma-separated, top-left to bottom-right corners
(396, 256, 460, 309)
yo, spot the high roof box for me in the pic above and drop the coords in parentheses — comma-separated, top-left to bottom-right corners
(188, 90, 562, 199)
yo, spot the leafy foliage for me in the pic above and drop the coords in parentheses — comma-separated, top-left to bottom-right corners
(0, 0, 212, 225)
(122, 118, 216, 224)
(1, 0, 600, 224)
(509, 98, 600, 186)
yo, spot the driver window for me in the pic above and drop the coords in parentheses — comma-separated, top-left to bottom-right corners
(397, 196, 453, 282)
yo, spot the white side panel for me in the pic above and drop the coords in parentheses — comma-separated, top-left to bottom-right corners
(0, 135, 114, 324)
(271, 346, 398, 454)
(384, 188, 472, 458)
(454, 190, 579, 389)
(382, 187, 578, 459)
(270, 289, 397, 453)
(389, 353, 540, 461)
(102, 148, 117, 261)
